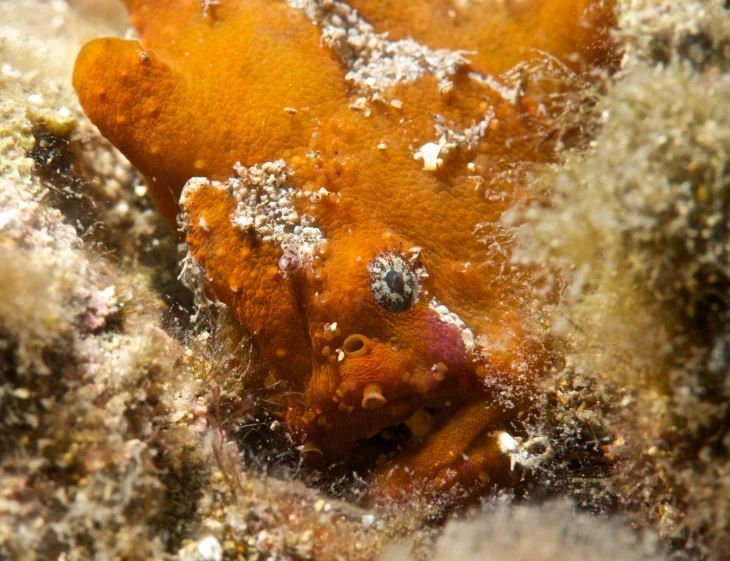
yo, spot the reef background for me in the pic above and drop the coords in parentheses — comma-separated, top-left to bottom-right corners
(1, 1, 729, 560)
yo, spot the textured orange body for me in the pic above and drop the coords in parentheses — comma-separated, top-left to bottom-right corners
(74, 0, 614, 504)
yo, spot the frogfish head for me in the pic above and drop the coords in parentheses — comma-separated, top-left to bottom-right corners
(179, 158, 547, 469)
(272, 220, 545, 465)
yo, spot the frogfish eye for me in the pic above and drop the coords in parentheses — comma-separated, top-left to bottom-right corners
(385, 270, 405, 295)
(369, 253, 420, 313)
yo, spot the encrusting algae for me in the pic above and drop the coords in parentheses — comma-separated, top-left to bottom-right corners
(72, 0, 616, 506)
(508, 1, 730, 557)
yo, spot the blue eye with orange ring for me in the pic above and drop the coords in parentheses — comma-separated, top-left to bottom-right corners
(368, 253, 420, 313)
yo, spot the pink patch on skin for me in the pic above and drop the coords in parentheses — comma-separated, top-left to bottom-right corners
(423, 311, 472, 378)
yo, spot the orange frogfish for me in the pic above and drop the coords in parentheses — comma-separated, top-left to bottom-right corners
(74, 0, 615, 504)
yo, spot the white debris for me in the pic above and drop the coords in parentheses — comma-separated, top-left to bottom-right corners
(288, 0, 470, 97)
(180, 161, 327, 272)
(288, 0, 530, 167)
(434, 111, 495, 151)
(469, 71, 520, 105)
(414, 110, 496, 167)
(178, 536, 223, 561)
(497, 432, 553, 475)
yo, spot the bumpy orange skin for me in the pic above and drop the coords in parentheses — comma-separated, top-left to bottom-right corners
(74, 0, 615, 504)
(347, 0, 615, 75)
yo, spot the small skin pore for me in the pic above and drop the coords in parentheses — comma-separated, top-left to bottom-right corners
(73, 0, 615, 505)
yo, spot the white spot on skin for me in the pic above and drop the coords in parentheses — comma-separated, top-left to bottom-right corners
(310, 187, 330, 202)
(407, 246, 421, 263)
(429, 298, 476, 352)
(349, 96, 370, 115)
(201, 0, 221, 21)
(416, 142, 444, 171)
